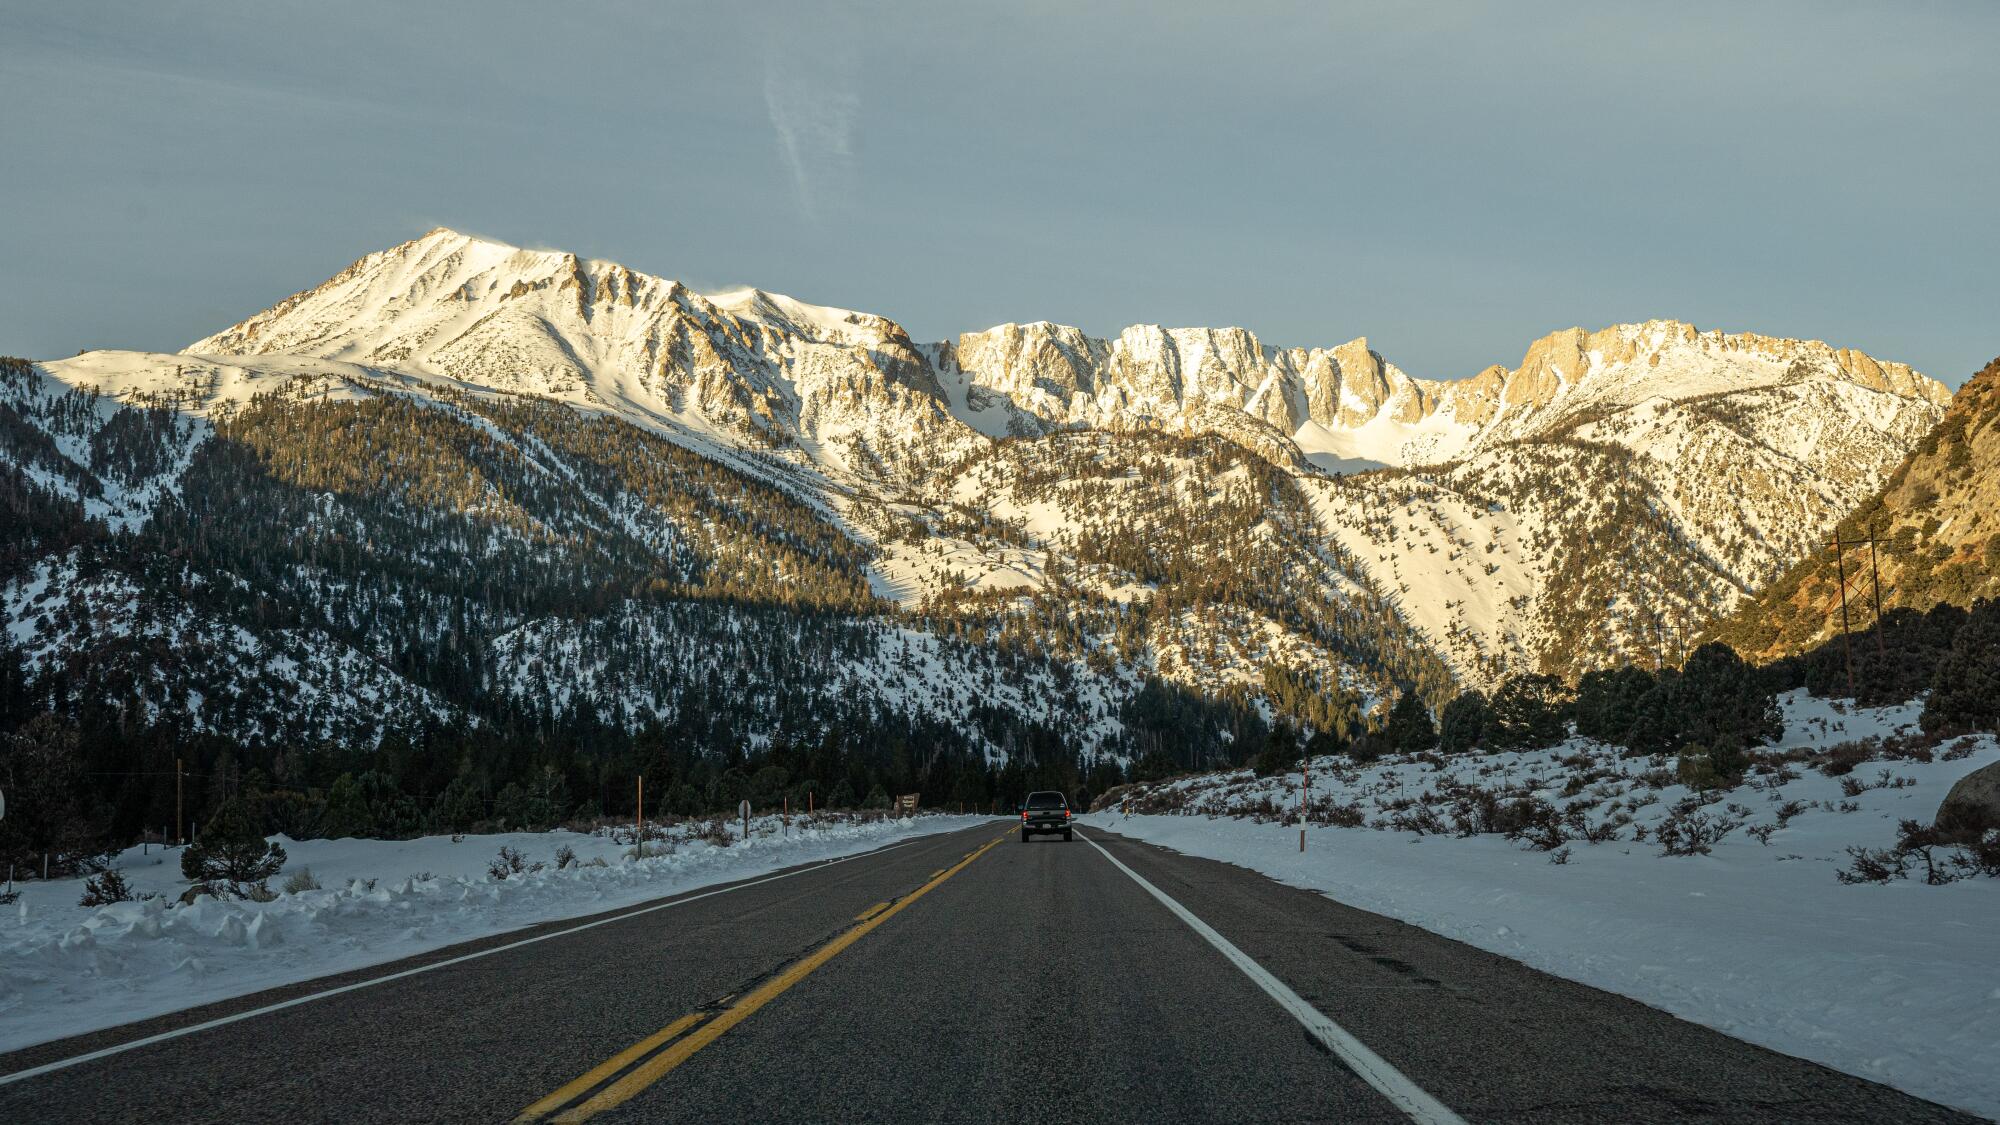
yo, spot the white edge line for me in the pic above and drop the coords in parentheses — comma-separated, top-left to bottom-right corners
(1078, 829, 1468, 1125)
(0, 834, 938, 1087)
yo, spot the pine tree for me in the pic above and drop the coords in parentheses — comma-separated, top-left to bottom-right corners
(181, 799, 286, 886)
(1487, 674, 1569, 751)
(432, 776, 486, 833)
(1437, 690, 1489, 754)
(1573, 665, 1655, 745)
(1253, 723, 1301, 777)
(1921, 600, 2000, 734)
(318, 773, 377, 839)
(1385, 690, 1437, 753)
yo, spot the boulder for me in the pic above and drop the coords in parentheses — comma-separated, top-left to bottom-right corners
(1934, 760, 2000, 835)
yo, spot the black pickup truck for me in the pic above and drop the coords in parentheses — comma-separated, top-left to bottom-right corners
(1020, 790, 1073, 842)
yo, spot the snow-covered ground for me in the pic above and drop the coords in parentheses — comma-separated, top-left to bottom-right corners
(0, 813, 981, 1056)
(1085, 692, 2000, 1119)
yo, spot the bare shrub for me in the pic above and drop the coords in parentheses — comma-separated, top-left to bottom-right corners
(1940, 737, 1981, 762)
(1837, 845, 1907, 884)
(1656, 803, 1741, 856)
(282, 869, 322, 895)
(79, 869, 136, 907)
(1388, 802, 1448, 836)
(1577, 813, 1625, 844)
(1817, 741, 1875, 777)
(488, 846, 527, 881)
(1504, 798, 1568, 851)
(1310, 800, 1369, 829)
(1839, 816, 2000, 885)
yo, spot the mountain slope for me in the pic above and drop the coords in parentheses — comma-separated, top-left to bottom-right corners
(1711, 356, 2000, 660)
(0, 228, 1956, 761)
(2, 358, 1177, 760)
(188, 229, 970, 488)
(947, 316, 1946, 471)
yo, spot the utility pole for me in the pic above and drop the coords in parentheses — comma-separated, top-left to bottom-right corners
(176, 758, 184, 847)
(635, 775, 644, 859)
(1832, 535, 1856, 701)
(1298, 748, 1310, 853)
(1867, 524, 1887, 669)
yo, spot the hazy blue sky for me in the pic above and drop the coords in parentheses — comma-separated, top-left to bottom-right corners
(3, 1, 1995, 385)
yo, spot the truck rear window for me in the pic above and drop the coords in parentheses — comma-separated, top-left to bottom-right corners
(1026, 792, 1066, 809)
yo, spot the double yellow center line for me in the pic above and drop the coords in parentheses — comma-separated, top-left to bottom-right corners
(515, 834, 1006, 1123)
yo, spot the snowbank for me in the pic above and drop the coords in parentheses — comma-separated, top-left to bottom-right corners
(1085, 693, 2000, 1119)
(0, 814, 981, 1055)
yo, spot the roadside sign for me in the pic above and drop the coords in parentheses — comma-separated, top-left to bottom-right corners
(895, 793, 920, 815)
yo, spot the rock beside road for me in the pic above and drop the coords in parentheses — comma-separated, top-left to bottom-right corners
(1935, 761, 2000, 833)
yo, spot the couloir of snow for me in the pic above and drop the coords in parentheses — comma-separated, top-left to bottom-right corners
(0, 814, 984, 1056)
(1085, 693, 2000, 1118)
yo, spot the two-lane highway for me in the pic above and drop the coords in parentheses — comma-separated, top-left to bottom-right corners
(0, 821, 1976, 1123)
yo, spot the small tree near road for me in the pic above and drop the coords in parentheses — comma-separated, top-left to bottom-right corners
(182, 798, 287, 891)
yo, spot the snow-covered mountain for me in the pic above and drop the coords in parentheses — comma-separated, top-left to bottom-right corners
(185, 229, 967, 487)
(947, 314, 1943, 471)
(0, 228, 1953, 755)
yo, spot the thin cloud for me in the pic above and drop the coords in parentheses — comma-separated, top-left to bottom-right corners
(761, 18, 860, 222)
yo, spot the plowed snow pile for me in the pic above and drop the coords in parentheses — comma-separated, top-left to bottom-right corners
(0, 814, 981, 1054)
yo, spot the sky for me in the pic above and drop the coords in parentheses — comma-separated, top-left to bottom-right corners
(2, 1, 1996, 386)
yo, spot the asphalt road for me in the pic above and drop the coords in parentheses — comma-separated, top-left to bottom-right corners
(0, 821, 1977, 1123)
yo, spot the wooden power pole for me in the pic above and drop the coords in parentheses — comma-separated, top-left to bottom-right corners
(1832, 535, 1856, 700)
(176, 758, 184, 847)
(1867, 524, 1887, 668)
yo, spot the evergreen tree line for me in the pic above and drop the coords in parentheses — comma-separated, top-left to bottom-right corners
(0, 628, 1219, 878)
(1302, 597, 2000, 771)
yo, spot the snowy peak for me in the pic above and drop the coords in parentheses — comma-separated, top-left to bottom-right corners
(948, 314, 1941, 470)
(182, 229, 1944, 483)
(190, 226, 911, 361)
(184, 227, 958, 482)
(1459, 319, 1950, 441)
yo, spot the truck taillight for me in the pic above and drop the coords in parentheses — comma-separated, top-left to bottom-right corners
(1021, 811, 1029, 820)
(1064, 809, 1072, 818)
